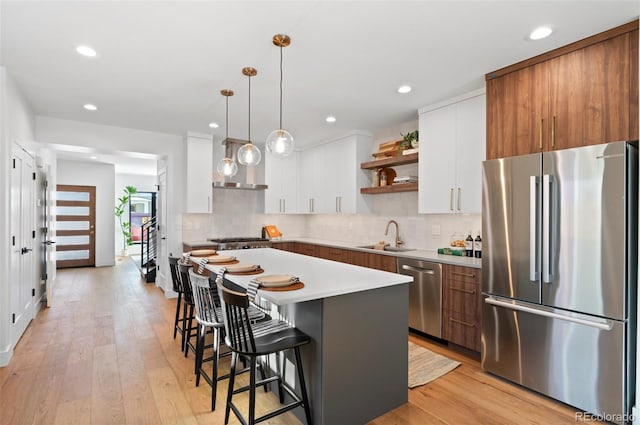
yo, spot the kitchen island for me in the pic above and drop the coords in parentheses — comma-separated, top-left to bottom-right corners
(199, 248, 412, 425)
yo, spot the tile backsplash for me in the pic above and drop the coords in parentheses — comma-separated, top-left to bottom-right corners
(182, 190, 480, 250)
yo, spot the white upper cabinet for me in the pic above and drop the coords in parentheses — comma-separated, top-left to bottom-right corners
(185, 134, 213, 213)
(419, 90, 485, 214)
(297, 132, 372, 214)
(264, 151, 299, 214)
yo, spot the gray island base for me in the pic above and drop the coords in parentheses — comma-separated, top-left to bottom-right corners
(201, 248, 411, 425)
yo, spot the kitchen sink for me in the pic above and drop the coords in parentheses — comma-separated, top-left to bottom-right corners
(357, 245, 415, 252)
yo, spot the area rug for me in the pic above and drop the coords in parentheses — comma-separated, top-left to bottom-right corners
(408, 341, 461, 388)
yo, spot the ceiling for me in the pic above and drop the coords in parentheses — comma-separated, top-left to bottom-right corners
(2, 1, 639, 156)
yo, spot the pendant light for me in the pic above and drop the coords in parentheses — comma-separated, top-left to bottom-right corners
(266, 34, 294, 156)
(216, 89, 238, 177)
(237, 67, 262, 166)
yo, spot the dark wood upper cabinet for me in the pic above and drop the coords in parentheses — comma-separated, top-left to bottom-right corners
(486, 21, 639, 159)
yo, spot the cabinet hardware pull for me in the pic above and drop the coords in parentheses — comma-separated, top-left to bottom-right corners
(208, 196, 211, 212)
(450, 317, 475, 327)
(551, 115, 556, 148)
(451, 286, 475, 294)
(457, 188, 461, 211)
(539, 118, 544, 150)
(449, 188, 454, 211)
(336, 196, 339, 213)
(451, 271, 475, 278)
(338, 196, 342, 212)
(283, 199, 286, 213)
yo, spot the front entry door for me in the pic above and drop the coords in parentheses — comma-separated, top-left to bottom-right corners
(56, 185, 96, 268)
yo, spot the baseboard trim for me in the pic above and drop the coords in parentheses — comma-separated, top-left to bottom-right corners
(0, 346, 13, 367)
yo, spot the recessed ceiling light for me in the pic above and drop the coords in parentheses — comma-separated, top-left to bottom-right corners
(76, 45, 97, 57)
(209, 122, 219, 128)
(529, 26, 553, 41)
(325, 116, 336, 123)
(89, 156, 97, 160)
(397, 85, 412, 94)
(83, 104, 97, 111)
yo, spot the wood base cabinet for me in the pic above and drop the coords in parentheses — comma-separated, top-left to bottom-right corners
(273, 242, 396, 272)
(442, 264, 482, 352)
(486, 21, 639, 160)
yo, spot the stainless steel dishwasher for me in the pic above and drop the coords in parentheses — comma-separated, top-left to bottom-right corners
(397, 257, 442, 338)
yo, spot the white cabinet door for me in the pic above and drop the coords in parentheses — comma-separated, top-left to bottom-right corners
(419, 91, 485, 214)
(265, 152, 298, 214)
(455, 94, 485, 214)
(297, 149, 316, 213)
(419, 103, 457, 213)
(186, 136, 213, 213)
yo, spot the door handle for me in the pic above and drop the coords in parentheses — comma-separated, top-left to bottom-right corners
(542, 174, 553, 283)
(485, 297, 613, 331)
(161, 237, 166, 240)
(530, 176, 540, 281)
(401, 264, 435, 274)
(457, 188, 461, 211)
(21, 247, 32, 254)
(449, 188, 454, 211)
(43, 240, 56, 245)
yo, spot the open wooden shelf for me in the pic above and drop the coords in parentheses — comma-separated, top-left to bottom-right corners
(360, 182, 418, 194)
(360, 152, 418, 169)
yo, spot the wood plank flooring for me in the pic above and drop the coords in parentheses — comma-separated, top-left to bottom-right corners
(0, 257, 599, 425)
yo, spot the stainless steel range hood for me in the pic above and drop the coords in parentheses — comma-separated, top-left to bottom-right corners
(213, 138, 268, 190)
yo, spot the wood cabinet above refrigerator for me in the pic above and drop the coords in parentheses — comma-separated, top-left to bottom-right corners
(485, 20, 639, 160)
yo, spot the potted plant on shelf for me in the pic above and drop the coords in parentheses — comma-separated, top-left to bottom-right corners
(115, 185, 137, 256)
(398, 130, 419, 155)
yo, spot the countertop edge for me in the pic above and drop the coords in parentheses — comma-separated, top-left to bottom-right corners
(271, 237, 482, 269)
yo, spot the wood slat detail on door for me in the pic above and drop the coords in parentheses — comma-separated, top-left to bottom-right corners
(56, 200, 91, 207)
(56, 244, 91, 252)
(57, 230, 91, 237)
(56, 215, 91, 222)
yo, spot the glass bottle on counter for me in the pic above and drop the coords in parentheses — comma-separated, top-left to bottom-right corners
(474, 231, 482, 258)
(465, 231, 473, 257)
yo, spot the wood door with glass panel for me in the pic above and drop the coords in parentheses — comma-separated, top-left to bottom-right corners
(56, 185, 96, 268)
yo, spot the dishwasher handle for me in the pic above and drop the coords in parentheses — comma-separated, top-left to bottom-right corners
(401, 264, 435, 274)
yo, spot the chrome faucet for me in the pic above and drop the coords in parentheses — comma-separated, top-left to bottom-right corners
(385, 220, 404, 248)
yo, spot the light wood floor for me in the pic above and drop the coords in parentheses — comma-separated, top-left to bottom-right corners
(0, 257, 598, 425)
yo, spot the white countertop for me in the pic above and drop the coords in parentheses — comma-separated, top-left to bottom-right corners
(272, 237, 483, 269)
(199, 248, 412, 305)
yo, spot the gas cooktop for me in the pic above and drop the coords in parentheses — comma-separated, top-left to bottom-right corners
(206, 237, 271, 250)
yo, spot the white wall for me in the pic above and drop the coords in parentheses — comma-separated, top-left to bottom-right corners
(36, 117, 184, 293)
(114, 173, 157, 254)
(0, 68, 37, 366)
(57, 159, 115, 267)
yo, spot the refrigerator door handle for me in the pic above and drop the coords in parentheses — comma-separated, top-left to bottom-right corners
(529, 176, 539, 281)
(542, 174, 553, 283)
(485, 297, 613, 331)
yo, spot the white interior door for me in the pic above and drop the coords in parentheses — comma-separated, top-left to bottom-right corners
(10, 144, 35, 346)
(156, 168, 168, 291)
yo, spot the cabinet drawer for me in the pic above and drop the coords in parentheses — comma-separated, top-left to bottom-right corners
(447, 265, 479, 284)
(443, 309, 481, 352)
(444, 282, 479, 316)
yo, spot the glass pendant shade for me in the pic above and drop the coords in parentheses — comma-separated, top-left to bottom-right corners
(216, 157, 238, 177)
(237, 143, 261, 166)
(266, 128, 294, 156)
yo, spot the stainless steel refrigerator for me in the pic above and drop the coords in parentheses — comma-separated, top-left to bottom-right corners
(481, 141, 638, 422)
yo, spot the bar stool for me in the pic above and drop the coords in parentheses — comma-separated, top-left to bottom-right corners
(216, 278, 313, 425)
(177, 263, 198, 357)
(188, 269, 230, 411)
(169, 257, 186, 346)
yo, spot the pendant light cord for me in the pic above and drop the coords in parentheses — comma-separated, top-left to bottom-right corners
(248, 74, 252, 143)
(279, 44, 283, 130)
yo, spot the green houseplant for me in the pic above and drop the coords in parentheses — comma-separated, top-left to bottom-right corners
(398, 130, 419, 154)
(115, 185, 137, 255)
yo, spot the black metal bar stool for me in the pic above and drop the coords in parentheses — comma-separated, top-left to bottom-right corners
(177, 262, 198, 357)
(168, 257, 186, 347)
(216, 277, 313, 425)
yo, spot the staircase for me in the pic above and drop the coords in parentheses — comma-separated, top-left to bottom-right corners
(140, 217, 157, 283)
